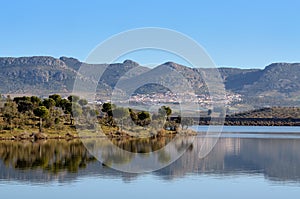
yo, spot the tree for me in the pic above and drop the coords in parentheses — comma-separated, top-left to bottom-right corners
(2, 97, 18, 133)
(128, 109, 138, 126)
(71, 103, 83, 118)
(137, 111, 151, 127)
(82, 106, 98, 117)
(158, 106, 172, 121)
(68, 95, 80, 103)
(102, 102, 114, 117)
(58, 98, 69, 110)
(43, 98, 56, 109)
(30, 96, 42, 107)
(113, 107, 130, 131)
(64, 102, 83, 125)
(16, 100, 34, 113)
(49, 94, 62, 106)
(51, 107, 64, 130)
(42, 98, 58, 128)
(13, 96, 34, 113)
(13, 96, 30, 104)
(0, 94, 4, 108)
(90, 109, 99, 117)
(33, 106, 49, 133)
(61, 101, 82, 125)
(78, 99, 88, 106)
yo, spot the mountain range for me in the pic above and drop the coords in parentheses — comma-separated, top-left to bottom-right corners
(0, 56, 300, 107)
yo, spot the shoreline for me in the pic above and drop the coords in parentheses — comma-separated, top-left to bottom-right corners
(0, 128, 197, 141)
(188, 117, 300, 126)
(1, 125, 300, 141)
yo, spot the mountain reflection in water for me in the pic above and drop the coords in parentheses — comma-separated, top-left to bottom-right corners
(0, 136, 300, 184)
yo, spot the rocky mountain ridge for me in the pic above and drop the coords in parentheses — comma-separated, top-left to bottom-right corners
(0, 56, 299, 106)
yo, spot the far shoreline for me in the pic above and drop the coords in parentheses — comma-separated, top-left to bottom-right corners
(1, 124, 300, 141)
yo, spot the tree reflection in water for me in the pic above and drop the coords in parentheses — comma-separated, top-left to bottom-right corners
(1, 137, 300, 183)
(80, 136, 192, 170)
(0, 140, 96, 173)
(0, 136, 185, 174)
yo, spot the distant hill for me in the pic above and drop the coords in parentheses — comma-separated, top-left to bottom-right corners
(0, 56, 77, 94)
(221, 63, 300, 106)
(229, 107, 300, 119)
(223, 107, 300, 126)
(221, 63, 300, 94)
(0, 56, 148, 96)
(0, 56, 300, 106)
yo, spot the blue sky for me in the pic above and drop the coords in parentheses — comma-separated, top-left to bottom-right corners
(0, 0, 299, 68)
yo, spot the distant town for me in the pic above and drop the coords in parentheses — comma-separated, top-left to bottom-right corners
(95, 91, 243, 107)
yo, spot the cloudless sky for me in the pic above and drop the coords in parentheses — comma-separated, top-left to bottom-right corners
(0, 0, 299, 68)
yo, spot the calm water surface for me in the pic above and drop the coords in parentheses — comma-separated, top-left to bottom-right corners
(1, 126, 300, 199)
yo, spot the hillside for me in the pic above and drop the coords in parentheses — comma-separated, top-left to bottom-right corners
(223, 107, 300, 126)
(0, 56, 147, 96)
(0, 56, 300, 107)
(223, 63, 300, 105)
(229, 107, 300, 119)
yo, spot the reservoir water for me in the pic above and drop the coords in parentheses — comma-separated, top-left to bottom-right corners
(1, 126, 300, 199)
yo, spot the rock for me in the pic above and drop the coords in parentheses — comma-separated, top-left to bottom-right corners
(32, 133, 47, 140)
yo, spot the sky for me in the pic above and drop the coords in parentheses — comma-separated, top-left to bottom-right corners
(0, 0, 300, 68)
